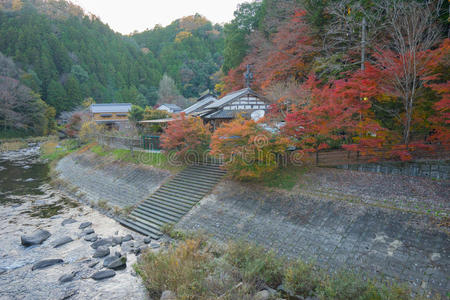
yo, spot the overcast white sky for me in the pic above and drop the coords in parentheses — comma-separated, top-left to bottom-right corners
(70, 0, 246, 34)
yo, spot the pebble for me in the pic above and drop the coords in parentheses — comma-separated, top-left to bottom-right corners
(91, 238, 112, 249)
(32, 259, 63, 271)
(121, 234, 133, 243)
(21, 230, 51, 247)
(93, 246, 110, 258)
(84, 233, 98, 242)
(91, 270, 116, 281)
(82, 228, 95, 236)
(53, 236, 73, 248)
(61, 218, 77, 226)
(144, 237, 151, 244)
(0, 268, 6, 275)
(59, 272, 76, 283)
(88, 261, 99, 268)
(103, 256, 126, 270)
(79, 222, 92, 229)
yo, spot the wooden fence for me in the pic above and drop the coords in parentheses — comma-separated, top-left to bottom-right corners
(309, 144, 449, 167)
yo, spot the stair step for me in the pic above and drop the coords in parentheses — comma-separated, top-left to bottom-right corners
(146, 196, 194, 211)
(159, 185, 206, 197)
(170, 177, 218, 188)
(144, 200, 189, 216)
(119, 219, 160, 239)
(149, 194, 196, 208)
(139, 201, 185, 220)
(174, 173, 222, 184)
(154, 189, 203, 201)
(134, 204, 180, 223)
(131, 210, 166, 227)
(121, 164, 225, 237)
(129, 215, 163, 236)
(151, 191, 200, 206)
(163, 181, 212, 193)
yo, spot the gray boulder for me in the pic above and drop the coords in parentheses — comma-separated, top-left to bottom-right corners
(59, 272, 76, 283)
(91, 270, 116, 281)
(144, 237, 151, 244)
(53, 236, 73, 248)
(79, 222, 92, 229)
(112, 236, 122, 246)
(84, 233, 98, 242)
(82, 228, 94, 236)
(61, 218, 77, 226)
(21, 230, 51, 247)
(91, 238, 112, 249)
(32, 259, 63, 270)
(93, 246, 110, 258)
(88, 261, 99, 268)
(104, 256, 126, 270)
(121, 234, 133, 243)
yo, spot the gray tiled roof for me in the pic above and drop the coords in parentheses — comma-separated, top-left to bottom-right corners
(90, 103, 132, 113)
(204, 109, 253, 119)
(204, 88, 253, 109)
(162, 103, 181, 109)
(183, 96, 217, 114)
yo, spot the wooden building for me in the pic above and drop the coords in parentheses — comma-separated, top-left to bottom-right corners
(191, 88, 269, 130)
(90, 103, 132, 129)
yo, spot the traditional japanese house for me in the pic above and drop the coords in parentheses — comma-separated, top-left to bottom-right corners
(196, 88, 269, 130)
(90, 103, 132, 129)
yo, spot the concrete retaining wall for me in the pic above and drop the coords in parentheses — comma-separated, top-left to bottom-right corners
(336, 160, 449, 180)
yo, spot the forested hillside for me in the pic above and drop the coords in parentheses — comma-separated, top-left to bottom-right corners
(0, 0, 163, 113)
(222, 0, 449, 153)
(132, 14, 224, 99)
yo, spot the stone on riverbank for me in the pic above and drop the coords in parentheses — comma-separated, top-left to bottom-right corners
(91, 238, 112, 249)
(79, 222, 92, 229)
(144, 237, 151, 244)
(32, 259, 63, 270)
(84, 233, 98, 242)
(121, 234, 133, 243)
(82, 228, 94, 236)
(59, 272, 76, 283)
(61, 218, 77, 226)
(103, 256, 126, 270)
(93, 246, 110, 258)
(91, 270, 116, 281)
(52, 236, 73, 248)
(21, 230, 51, 247)
(0, 268, 6, 275)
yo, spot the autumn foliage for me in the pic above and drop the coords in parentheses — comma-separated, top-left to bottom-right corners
(160, 114, 211, 163)
(210, 116, 291, 180)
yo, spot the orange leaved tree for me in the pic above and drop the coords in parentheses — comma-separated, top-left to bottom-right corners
(210, 116, 291, 180)
(160, 114, 211, 163)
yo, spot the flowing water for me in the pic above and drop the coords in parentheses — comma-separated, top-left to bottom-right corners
(0, 145, 148, 300)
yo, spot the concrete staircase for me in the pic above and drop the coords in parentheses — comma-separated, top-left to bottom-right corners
(119, 163, 226, 239)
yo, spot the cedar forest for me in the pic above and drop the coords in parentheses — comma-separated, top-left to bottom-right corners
(0, 0, 449, 166)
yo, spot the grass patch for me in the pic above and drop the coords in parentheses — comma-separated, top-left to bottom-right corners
(261, 166, 308, 190)
(90, 144, 181, 172)
(40, 139, 82, 162)
(0, 140, 28, 152)
(136, 236, 438, 300)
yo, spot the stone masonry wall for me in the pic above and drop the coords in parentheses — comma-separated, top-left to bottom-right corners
(56, 151, 171, 208)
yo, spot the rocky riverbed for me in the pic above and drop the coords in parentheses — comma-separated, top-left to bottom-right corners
(0, 146, 156, 300)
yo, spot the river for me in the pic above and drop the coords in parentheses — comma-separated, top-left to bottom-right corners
(0, 145, 149, 300)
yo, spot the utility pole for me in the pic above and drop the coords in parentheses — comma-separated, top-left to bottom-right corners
(361, 16, 366, 71)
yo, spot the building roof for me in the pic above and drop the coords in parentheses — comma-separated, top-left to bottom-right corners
(205, 88, 255, 109)
(203, 110, 253, 120)
(139, 118, 175, 123)
(183, 96, 217, 115)
(90, 103, 132, 113)
(159, 103, 182, 111)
